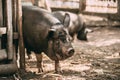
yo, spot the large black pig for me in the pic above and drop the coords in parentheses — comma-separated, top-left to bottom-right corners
(22, 6, 74, 73)
(52, 11, 92, 41)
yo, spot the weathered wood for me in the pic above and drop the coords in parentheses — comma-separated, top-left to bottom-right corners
(16, 0, 25, 69)
(0, 0, 3, 26)
(117, 0, 120, 14)
(44, 0, 52, 12)
(44, 0, 79, 9)
(12, 0, 17, 32)
(0, 49, 7, 61)
(6, 0, 13, 60)
(12, 0, 19, 58)
(0, 27, 6, 34)
(0, 64, 17, 75)
(0, 34, 6, 49)
(13, 32, 19, 39)
(79, 0, 86, 13)
(85, 0, 117, 13)
(0, 0, 18, 76)
(34, 0, 39, 6)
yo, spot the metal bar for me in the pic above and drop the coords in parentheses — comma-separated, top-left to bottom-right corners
(6, 0, 13, 60)
(16, 0, 25, 69)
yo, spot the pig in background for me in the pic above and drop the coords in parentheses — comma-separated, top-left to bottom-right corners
(52, 11, 93, 41)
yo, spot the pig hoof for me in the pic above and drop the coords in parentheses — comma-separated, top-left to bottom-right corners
(55, 70, 63, 74)
(38, 68, 43, 73)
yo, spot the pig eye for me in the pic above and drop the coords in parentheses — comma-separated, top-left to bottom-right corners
(58, 31, 67, 43)
(59, 31, 66, 36)
(59, 32, 62, 34)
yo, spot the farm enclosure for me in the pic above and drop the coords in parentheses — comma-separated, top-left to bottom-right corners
(0, 0, 120, 80)
(19, 15, 120, 80)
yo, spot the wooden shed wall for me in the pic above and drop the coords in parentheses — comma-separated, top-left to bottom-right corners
(0, 0, 3, 26)
(85, 0, 117, 13)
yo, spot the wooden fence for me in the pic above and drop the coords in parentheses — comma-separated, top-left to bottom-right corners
(85, 0, 117, 13)
(21, 0, 118, 13)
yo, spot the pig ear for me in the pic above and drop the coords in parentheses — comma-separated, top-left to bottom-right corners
(48, 29, 56, 39)
(63, 13, 70, 28)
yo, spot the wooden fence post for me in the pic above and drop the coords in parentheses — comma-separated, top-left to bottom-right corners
(44, 0, 52, 12)
(117, 0, 120, 15)
(34, 0, 39, 6)
(79, 0, 86, 13)
(16, 0, 25, 69)
(6, 0, 13, 60)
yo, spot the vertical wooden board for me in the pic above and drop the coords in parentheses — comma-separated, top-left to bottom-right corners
(118, 0, 120, 14)
(0, 0, 3, 26)
(6, 0, 13, 60)
(17, 0, 25, 69)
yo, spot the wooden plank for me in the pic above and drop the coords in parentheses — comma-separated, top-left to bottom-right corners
(0, 0, 3, 26)
(45, 0, 79, 9)
(85, 0, 117, 13)
(17, 0, 25, 69)
(79, 0, 86, 13)
(6, 0, 13, 60)
(118, 0, 120, 14)
(44, 0, 52, 12)
(0, 63, 17, 75)
(12, 0, 17, 32)
(0, 27, 6, 34)
(0, 49, 7, 61)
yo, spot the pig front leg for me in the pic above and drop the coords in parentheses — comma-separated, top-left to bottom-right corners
(35, 54, 43, 73)
(55, 60, 62, 73)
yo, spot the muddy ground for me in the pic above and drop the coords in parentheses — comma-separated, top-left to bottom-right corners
(21, 15, 120, 80)
(1, 15, 120, 80)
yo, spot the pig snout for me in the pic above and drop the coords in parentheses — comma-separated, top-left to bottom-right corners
(66, 48, 74, 56)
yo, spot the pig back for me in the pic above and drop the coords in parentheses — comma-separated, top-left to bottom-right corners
(22, 6, 61, 53)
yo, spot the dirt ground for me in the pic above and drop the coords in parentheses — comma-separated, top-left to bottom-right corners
(20, 15, 120, 80)
(1, 15, 120, 80)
